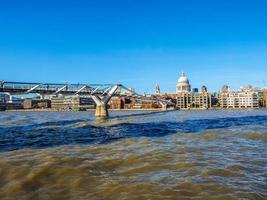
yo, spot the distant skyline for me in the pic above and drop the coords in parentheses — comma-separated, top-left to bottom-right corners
(0, 0, 267, 93)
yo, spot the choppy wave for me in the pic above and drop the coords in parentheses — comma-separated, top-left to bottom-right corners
(0, 112, 267, 152)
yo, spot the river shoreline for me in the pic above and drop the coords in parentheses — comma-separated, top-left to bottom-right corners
(2, 107, 267, 112)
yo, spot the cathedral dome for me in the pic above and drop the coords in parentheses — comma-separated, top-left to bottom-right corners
(178, 72, 189, 84)
(176, 71, 191, 93)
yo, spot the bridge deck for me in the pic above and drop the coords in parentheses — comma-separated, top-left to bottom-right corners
(0, 81, 117, 95)
(0, 80, 175, 106)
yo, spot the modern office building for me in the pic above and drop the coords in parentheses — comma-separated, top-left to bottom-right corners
(192, 88, 199, 93)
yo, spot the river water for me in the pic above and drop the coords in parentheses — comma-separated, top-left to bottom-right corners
(0, 110, 266, 200)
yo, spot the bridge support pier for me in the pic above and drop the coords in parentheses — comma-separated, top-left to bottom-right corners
(161, 105, 167, 111)
(95, 105, 109, 118)
(159, 102, 168, 111)
(91, 85, 120, 118)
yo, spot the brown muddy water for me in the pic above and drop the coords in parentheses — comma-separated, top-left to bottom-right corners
(0, 110, 266, 200)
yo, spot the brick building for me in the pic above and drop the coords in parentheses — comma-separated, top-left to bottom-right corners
(108, 97, 131, 109)
(108, 96, 159, 109)
(263, 89, 267, 108)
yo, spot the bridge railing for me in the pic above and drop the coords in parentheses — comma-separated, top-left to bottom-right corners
(0, 81, 115, 94)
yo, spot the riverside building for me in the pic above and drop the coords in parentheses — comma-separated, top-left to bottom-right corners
(50, 97, 95, 110)
(108, 96, 159, 109)
(264, 89, 267, 108)
(174, 72, 212, 109)
(219, 86, 259, 109)
(0, 93, 23, 110)
(23, 99, 51, 109)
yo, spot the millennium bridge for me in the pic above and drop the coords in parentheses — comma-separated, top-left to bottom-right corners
(0, 81, 175, 118)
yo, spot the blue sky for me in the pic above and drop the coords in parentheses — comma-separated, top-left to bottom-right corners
(0, 0, 267, 93)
